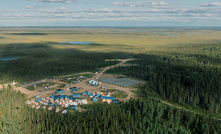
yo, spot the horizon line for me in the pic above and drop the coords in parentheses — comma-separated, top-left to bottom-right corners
(1, 26, 221, 28)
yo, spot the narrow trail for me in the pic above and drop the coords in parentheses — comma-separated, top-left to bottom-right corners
(161, 100, 221, 121)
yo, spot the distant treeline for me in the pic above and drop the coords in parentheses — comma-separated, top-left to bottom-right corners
(1, 86, 220, 133)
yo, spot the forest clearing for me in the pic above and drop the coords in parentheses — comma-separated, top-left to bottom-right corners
(0, 59, 140, 113)
(8, 59, 137, 99)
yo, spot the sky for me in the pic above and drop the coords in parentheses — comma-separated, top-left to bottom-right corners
(0, 0, 221, 26)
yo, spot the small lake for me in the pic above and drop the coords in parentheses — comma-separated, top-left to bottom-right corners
(58, 41, 94, 44)
(0, 57, 20, 61)
(156, 33, 168, 35)
(168, 35, 179, 36)
(156, 33, 179, 36)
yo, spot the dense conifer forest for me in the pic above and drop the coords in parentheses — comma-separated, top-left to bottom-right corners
(1, 86, 221, 133)
(1, 42, 221, 133)
(107, 42, 221, 113)
(0, 43, 132, 83)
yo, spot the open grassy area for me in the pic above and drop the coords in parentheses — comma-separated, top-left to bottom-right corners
(0, 27, 221, 53)
(111, 90, 128, 98)
(1, 27, 221, 55)
(26, 86, 35, 91)
(25, 82, 57, 91)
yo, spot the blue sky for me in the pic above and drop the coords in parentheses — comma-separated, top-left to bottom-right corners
(0, 0, 221, 26)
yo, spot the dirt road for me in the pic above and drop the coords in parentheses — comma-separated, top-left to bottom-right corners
(0, 84, 55, 98)
(4, 59, 135, 99)
(2, 59, 221, 121)
(71, 59, 136, 101)
(93, 59, 134, 79)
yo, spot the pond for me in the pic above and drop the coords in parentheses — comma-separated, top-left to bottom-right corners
(0, 57, 20, 61)
(168, 35, 179, 36)
(156, 33, 168, 35)
(58, 41, 94, 44)
(156, 33, 179, 36)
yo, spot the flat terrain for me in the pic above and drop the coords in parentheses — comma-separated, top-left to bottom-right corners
(1, 27, 221, 83)
(1, 27, 221, 54)
(3, 59, 138, 100)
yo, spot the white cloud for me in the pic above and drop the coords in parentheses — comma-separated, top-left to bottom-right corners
(150, 1, 169, 6)
(0, 9, 18, 12)
(87, 8, 166, 13)
(205, 13, 212, 17)
(40, 9, 67, 14)
(55, 14, 65, 17)
(25, 5, 45, 9)
(112, 1, 170, 7)
(27, 0, 74, 4)
(59, 7, 67, 10)
(35, 6, 219, 21)
(1, 3, 220, 25)
(26, 5, 34, 9)
(200, 2, 221, 7)
(32, 7, 216, 23)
